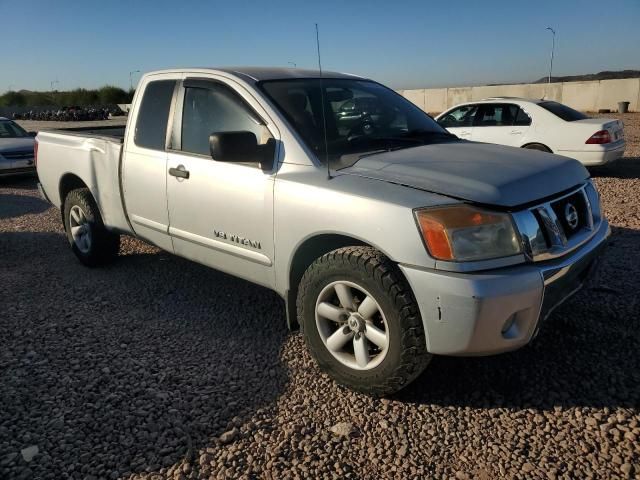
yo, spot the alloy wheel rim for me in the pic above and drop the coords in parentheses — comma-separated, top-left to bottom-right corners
(69, 205, 92, 254)
(315, 280, 389, 371)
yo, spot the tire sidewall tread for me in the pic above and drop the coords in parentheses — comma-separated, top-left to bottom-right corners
(63, 188, 119, 267)
(297, 246, 431, 396)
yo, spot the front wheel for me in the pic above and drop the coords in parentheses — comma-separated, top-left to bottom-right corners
(63, 188, 120, 267)
(297, 247, 431, 396)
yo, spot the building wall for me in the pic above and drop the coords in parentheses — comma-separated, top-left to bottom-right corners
(399, 78, 640, 113)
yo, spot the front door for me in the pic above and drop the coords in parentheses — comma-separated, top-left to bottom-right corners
(166, 77, 278, 288)
(437, 104, 478, 140)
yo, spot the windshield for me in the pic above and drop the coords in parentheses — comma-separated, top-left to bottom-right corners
(259, 79, 455, 167)
(0, 120, 29, 139)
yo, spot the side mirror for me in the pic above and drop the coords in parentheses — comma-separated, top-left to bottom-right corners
(28, 131, 37, 137)
(209, 131, 276, 169)
(209, 131, 259, 163)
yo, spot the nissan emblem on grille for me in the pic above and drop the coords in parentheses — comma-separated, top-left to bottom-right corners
(564, 203, 579, 230)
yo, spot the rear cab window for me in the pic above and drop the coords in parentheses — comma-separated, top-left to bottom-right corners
(538, 101, 589, 122)
(134, 80, 177, 150)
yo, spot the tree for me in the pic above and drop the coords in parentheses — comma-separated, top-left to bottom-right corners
(98, 86, 128, 105)
(0, 91, 27, 107)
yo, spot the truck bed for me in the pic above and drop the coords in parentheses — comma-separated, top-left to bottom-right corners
(40, 125, 126, 142)
(36, 127, 132, 235)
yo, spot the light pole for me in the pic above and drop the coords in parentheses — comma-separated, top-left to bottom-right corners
(129, 70, 141, 91)
(287, 62, 297, 68)
(546, 27, 556, 84)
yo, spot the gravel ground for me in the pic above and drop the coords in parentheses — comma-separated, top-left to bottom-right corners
(1, 115, 639, 479)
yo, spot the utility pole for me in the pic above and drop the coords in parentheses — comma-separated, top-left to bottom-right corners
(129, 70, 141, 91)
(546, 27, 556, 84)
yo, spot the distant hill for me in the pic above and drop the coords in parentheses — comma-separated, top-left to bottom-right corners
(533, 70, 640, 84)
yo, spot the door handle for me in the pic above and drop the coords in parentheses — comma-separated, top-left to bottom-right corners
(169, 165, 190, 179)
(510, 130, 523, 134)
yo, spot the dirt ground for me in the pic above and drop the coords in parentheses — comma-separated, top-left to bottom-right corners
(1, 114, 639, 479)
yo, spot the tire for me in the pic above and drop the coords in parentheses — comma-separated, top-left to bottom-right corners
(297, 246, 431, 396)
(523, 143, 552, 153)
(63, 188, 120, 267)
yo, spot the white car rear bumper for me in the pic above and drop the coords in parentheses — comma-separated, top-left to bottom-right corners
(559, 142, 625, 166)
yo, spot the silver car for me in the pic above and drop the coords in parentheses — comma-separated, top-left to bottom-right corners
(0, 117, 36, 177)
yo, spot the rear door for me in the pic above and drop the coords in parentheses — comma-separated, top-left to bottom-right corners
(165, 76, 278, 288)
(122, 75, 179, 251)
(471, 103, 531, 147)
(437, 104, 478, 140)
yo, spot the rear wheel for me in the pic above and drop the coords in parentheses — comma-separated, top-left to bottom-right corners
(63, 188, 120, 267)
(523, 143, 552, 153)
(297, 246, 431, 396)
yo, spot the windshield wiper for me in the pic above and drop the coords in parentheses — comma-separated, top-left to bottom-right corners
(403, 129, 458, 140)
(356, 143, 417, 160)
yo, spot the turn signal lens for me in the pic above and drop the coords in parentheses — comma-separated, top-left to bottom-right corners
(414, 205, 522, 262)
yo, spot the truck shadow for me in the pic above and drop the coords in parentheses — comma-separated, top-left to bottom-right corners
(0, 174, 39, 190)
(0, 231, 289, 478)
(590, 156, 640, 179)
(0, 192, 49, 219)
(397, 225, 640, 410)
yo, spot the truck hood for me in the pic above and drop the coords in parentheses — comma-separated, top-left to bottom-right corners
(338, 141, 589, 208)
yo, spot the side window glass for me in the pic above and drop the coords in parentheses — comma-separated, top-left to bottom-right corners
(181, 85, 272, 158)
(439, 105, 477, 128)
(475, 104, 517, 127)
(514, 107, 532, 126)
(134, 80, 176, 150)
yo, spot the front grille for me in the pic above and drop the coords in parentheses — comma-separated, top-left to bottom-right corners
(549, 191, 589, 241)
(1, 150, 34, 160)
(513, 182, 601, 262)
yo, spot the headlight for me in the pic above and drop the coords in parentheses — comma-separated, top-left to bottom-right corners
(414, 205, 522, 261)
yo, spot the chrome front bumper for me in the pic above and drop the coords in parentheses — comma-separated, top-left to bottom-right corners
(400, 219, 610, 356)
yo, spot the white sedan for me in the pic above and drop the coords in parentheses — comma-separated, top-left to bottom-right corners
(435, 98, 625, 166)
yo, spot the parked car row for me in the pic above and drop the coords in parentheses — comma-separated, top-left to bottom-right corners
(12, 105, 125, 122)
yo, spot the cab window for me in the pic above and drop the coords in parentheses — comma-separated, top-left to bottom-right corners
(180, 83, 272, 159)
(134, 80, 177, 150)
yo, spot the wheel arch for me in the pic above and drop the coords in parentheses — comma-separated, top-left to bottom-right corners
(521, 142, 553, 153)
(59, 173, 90, 229)
(284, 233, 397, 331)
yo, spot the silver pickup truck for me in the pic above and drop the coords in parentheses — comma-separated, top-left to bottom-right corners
(36, 68, 609, 395)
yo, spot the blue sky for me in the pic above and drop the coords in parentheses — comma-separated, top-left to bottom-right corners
(1, 0, 638, 92)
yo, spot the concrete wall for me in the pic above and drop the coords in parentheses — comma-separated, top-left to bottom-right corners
(399, 78, 640, 113)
